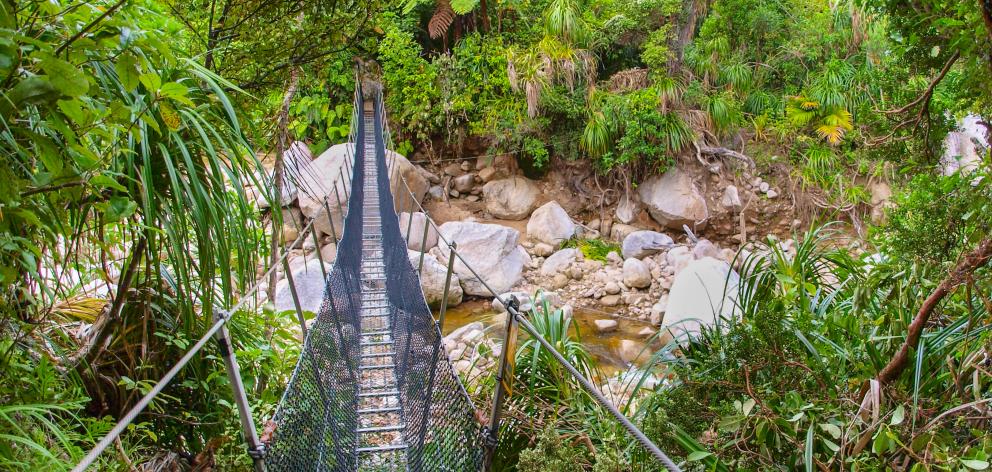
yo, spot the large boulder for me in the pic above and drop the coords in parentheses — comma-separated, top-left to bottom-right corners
(541, 248, 581, 276)
(408, 250, 462, 308)
(399, 212, 439, 252)
(622, 231, 674, 259)
(663, 257, 740, 338)
(527, 201, 576, 246)
(638, 168, 709, 230)
(258, 141, 312, 209)
(274, 258, 333, 313)
(483, 176, 540, 220)
(298, 144, 428, 239)
(437, 222, 530, 296)
(940, 114, 987, 176)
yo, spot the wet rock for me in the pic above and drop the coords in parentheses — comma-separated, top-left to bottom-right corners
(638, 167, 709, 230)
(483, 176, 540, 220)
(618, 339, 647, 364)
(527, 201, 576, 246)
(594, 319, 618, 333)
(622, 258, 651, 289)
(438, 221, 529, 296)
(637, 327, 656, 338)
(622, 231, 674, 259)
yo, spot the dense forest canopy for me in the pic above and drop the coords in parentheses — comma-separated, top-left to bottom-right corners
(1, 0, 991, 470)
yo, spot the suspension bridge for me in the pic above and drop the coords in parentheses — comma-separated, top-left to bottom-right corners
(70, 80, 681, 472)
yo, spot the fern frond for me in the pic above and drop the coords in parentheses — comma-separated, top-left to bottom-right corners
(429, 0, 456, 39)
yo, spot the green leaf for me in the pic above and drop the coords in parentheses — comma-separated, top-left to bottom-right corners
(890, 405, 905, 426)
(6, 76, 61, 109)
(961, 459, 990, 470)
(115, 53, 140, 92)
(450, 0, 479, 14)
(687, 451, 713, 461)
(57, 99, 89, 125)
(804, 424, 814, 472)
(819, 423, 841, 439)
(36, 53, 89, 97)
(90, 174, 127, 192)
(139, 72, 162, 92)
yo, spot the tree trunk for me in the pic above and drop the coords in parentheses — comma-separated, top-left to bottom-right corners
(479, 0, 491, 33)
(873, 238, 992, 387)
(668, 0, 705, 74)
(258, 65, 301, 396)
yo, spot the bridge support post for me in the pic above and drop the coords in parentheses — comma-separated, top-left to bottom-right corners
(482, 297, 520, 471)
(334, 186, 345, 221)
(309, 226, 328, 281)
(339, 167, 350, 203)
(404, 195, 415, 247)
(417, 214, 431, 275)
(437, 242, 457, 332)
(213, 310, 268, 472)
(281, 257, 309, 339)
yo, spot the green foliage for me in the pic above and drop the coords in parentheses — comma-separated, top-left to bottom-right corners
(563, 238, 622, 262)
(517, 424, 590, 471)
(378, 14, 442, 143)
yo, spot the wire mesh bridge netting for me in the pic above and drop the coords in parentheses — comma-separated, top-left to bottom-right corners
(265, 86, 485, 471)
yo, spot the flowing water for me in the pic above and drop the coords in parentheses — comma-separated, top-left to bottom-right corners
(436, 299, 659, 376)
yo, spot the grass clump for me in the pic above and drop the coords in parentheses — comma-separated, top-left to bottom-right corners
(563, 238, 621, 262)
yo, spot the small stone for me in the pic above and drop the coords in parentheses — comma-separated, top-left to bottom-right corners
(600, 295, 621, 307)
(478, 167, 498, 183)
(428, 185, 445, 200)
(622, 258, 652, 289)
(460, 161, 472, 171)
(637, 327, 655, 338)
(618, 339, 646, 364)
(692, 239, 721, 260)
(758, 181, 770, 192)
(606, 251, 623, 266)
(443, 163, 463, 176)
(766, 189, 779, 199)
(551, 273, 569, 289)
(531, 243, 554, 257)
(721, 185, 743, 211)
(466, 195, 480, 202)
(605, 282, 621, 295)
(449, 189, 460, 198)
(594, 319, 618, 333)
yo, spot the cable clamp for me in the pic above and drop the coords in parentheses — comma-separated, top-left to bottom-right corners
(248, 444, 267, 460)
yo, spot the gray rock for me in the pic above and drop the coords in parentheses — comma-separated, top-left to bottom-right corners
(758, 181, 770, 193)
(428, 185, 445, 200)
(622, 258, 652, 289)
(606, 251, 623, 267)
(766, 189, 778, 199)
(453, 174, 475, 193)
(600, 295, 621, 307)
(437, 221, 529, 296)
(319, 243, 337, 263)
(638, 167, 709, 230)
(530, 243, 554, 257)
(492, 291, 560, 313)
(482, 176, 540, 220)
(408, 250, 462, 308)
(622, 230, 674, 259)
(541, 248, 580, 277)
(604, 282, 621, 295)
(527, 201, 576, 246)
(274, 258, 333, 313)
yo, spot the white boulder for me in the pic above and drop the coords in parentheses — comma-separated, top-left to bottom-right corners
(274, 258, 333, 314)
(399, 212, 439, 252)
(663, 257, 741, 338)
(527, 201, 576, 246)
(622, 258, 652, 289)
(483, 176, 540, 220)
(638, 168, 709, 230)
(407, 250, 462, 308)
(437, 222, 529, 296)
(541, 248, 580, 277)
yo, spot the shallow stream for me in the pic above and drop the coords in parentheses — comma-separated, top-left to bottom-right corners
(436, 299, 658, 377)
